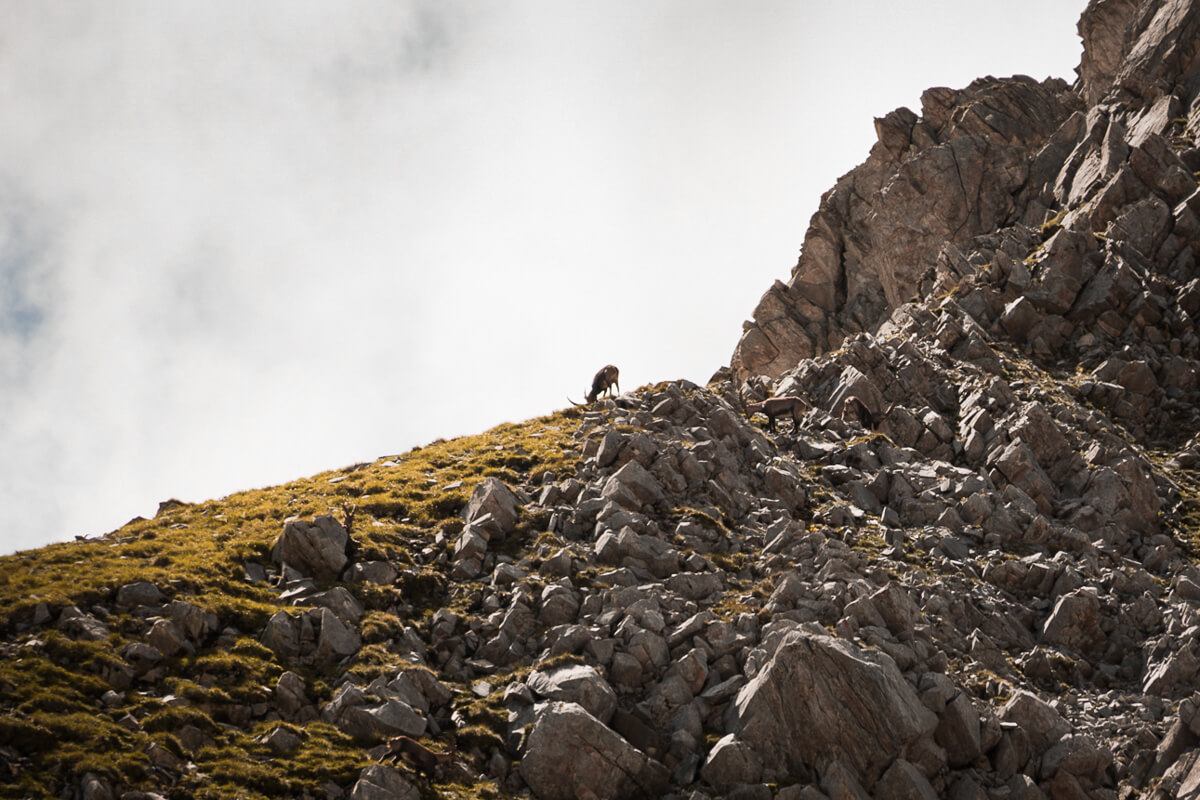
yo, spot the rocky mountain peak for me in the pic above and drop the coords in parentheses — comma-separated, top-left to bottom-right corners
(730, 0, 1200, 384)
(6, 1, 1200, 799)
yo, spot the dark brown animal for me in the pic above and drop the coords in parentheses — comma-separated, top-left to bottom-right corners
(840, 395, 875, 430)
(745, 395, 809, 433)
(340, 501, 356, 536)
(379, 735, 456, 779)
(569, 364, 620, 406)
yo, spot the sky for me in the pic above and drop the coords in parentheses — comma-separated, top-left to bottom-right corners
(1, 1, 1088, 554)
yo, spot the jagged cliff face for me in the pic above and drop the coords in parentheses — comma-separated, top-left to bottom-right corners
(730, 0, 1200, 384)
(6, 2, 1200, 800)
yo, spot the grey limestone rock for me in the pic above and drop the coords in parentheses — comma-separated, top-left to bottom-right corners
(874, 758, 939, 800)
(146, 618, 190, 657)
(700, 734, 763, 791)
(1041, 589, 1105, 654)
(466, 477, 522, 533)
(349, 764, 421, 800)
(935, 692, 983, 768)
(271, 514, 349, 582)
(274, 670, 312, 719)
(526, 664, 617, 725)
(322, 683, 426, 741)
(115, 580, 165, 611)
(56, 606, 110, 642)
(998, 690, 1071, 753)
(307, 585, 365, 625)
(343, 559, 399, 584)
(602, 460, 666, 511)
(260, 606, 361, 666)
(730, 627, 937, 787)
(731, 75, 1080, 381)
(164, 600, 218, 644)
(518, 701, 670, 800)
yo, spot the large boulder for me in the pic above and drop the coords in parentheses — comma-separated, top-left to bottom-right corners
(700, 734, 763, 791)
(312, 607, 362, 664)
(274, 671, 313, 720)
(519, 702, 669, 800)
(271, 515, 349, 582)
(466, 477, 522, 533)
(729, 627, 937, 787)
(601, 461, 666, 511)
(992, 441, 1058, 515)
(260, 607, 361, 666)
(323, 686, 426, 742)
(115, 580, 165, 611)
(147, 618, 191, 657)
(349, 764, 420, 800)
(307, 586, 365, 625)
(165, 600, 219, 645)
(56, 606, 110, 642)
(593, 526, 680, 577)
(1009, 403, 1072, 469)
(874, 758, 939, 800)
(999, 690, 1071, 753)
(935, 692, 983, 768)
(1040, 589, 1105, 654)
(869, 582, 923, 636)
(527, 664, 617, 725)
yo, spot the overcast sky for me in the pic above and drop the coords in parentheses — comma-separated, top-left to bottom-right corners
(1, 2, 1087, 554)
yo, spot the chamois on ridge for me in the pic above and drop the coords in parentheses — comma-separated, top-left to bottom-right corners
(568, 364, 620, 406)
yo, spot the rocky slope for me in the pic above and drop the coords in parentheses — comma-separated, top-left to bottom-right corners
(730, 0, 1200, 385)
(6, 0, 1200, 798)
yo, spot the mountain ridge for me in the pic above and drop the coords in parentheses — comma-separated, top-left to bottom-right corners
(6, 0, 1200, 798)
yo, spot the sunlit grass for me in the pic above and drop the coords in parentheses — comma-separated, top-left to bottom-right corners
(0, 407, 582, 799)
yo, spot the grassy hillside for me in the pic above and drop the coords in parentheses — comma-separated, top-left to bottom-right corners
(0, 407, 583, 799)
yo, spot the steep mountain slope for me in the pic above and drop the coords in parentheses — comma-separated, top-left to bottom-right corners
(730, 0, 1200, 386)
(5, 0, 1200, 798)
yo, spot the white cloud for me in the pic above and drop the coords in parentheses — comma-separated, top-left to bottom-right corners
(0, 1, 1085, 553)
